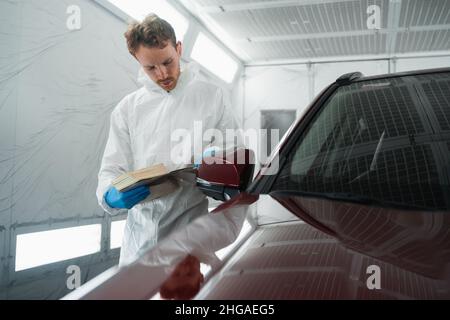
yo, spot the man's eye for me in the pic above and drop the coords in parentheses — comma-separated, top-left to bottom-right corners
(164, 61, 172, 66)
(147, 66, 155, 71)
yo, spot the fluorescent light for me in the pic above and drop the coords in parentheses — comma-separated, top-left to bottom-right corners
(177, 0, 252, 62)
(110, 219, 127, 249)
(191, 32, 239, 83)
(106, 0, 188, 42)
(15, 224, 102, 271)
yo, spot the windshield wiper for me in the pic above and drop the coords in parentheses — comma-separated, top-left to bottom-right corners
(270, 189, 437, 211)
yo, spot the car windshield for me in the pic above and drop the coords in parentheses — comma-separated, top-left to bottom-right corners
(271, 72, 450, 210)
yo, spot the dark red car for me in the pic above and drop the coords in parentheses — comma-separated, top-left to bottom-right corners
(65, 67, 450, 300)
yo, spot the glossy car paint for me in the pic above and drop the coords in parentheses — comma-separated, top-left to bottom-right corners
(197, 195, 450, 299)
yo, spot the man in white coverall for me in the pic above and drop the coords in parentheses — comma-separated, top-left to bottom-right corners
(96, 14, 240, 266)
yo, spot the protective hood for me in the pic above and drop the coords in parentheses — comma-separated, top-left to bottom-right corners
(137, 60, 201, 94)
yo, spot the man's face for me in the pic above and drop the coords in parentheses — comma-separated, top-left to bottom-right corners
(135, 41, 183, 92)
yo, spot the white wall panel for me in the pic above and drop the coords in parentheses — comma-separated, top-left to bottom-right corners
(0, 0, 20, 229)
(395, 56, 450, 72)
(244, 64, 310, 123)
(0, 0, 140, 225)
(243, 65, 310, 166)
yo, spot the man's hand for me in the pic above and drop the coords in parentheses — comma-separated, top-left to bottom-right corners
(104, 185, 150, 209)
(160, 255, 204, 300)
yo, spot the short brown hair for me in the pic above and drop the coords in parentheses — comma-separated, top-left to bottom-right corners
(124, 14, 177, 56)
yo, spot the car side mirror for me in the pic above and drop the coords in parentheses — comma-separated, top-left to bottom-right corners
(196, 148, 255, 201)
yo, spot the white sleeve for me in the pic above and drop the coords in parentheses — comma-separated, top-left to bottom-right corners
(96, 97, 134, 215)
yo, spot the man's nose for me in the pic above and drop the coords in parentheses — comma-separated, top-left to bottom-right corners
(155, 66, 168, 79)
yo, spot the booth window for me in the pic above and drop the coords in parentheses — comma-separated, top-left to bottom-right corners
(15, 224, 102, 271)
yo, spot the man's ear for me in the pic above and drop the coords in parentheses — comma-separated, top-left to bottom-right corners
(176, 41, 183, 56)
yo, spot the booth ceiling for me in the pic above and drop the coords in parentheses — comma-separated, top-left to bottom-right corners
(178, 0, 450, 63)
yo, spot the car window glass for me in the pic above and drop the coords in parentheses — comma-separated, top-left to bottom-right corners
(272, 73, 450, 210)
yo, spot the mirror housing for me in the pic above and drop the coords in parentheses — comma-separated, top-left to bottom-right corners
(196, 148, 255, 201)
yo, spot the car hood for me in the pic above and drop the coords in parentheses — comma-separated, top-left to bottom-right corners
(197, 194, 450, 299)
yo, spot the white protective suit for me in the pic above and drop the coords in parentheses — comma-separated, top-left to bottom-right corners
(97, 62, 240, 266)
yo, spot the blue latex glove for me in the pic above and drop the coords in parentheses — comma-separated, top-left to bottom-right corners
(104, 185, 150, 209)
(194, 147, 219, 169)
